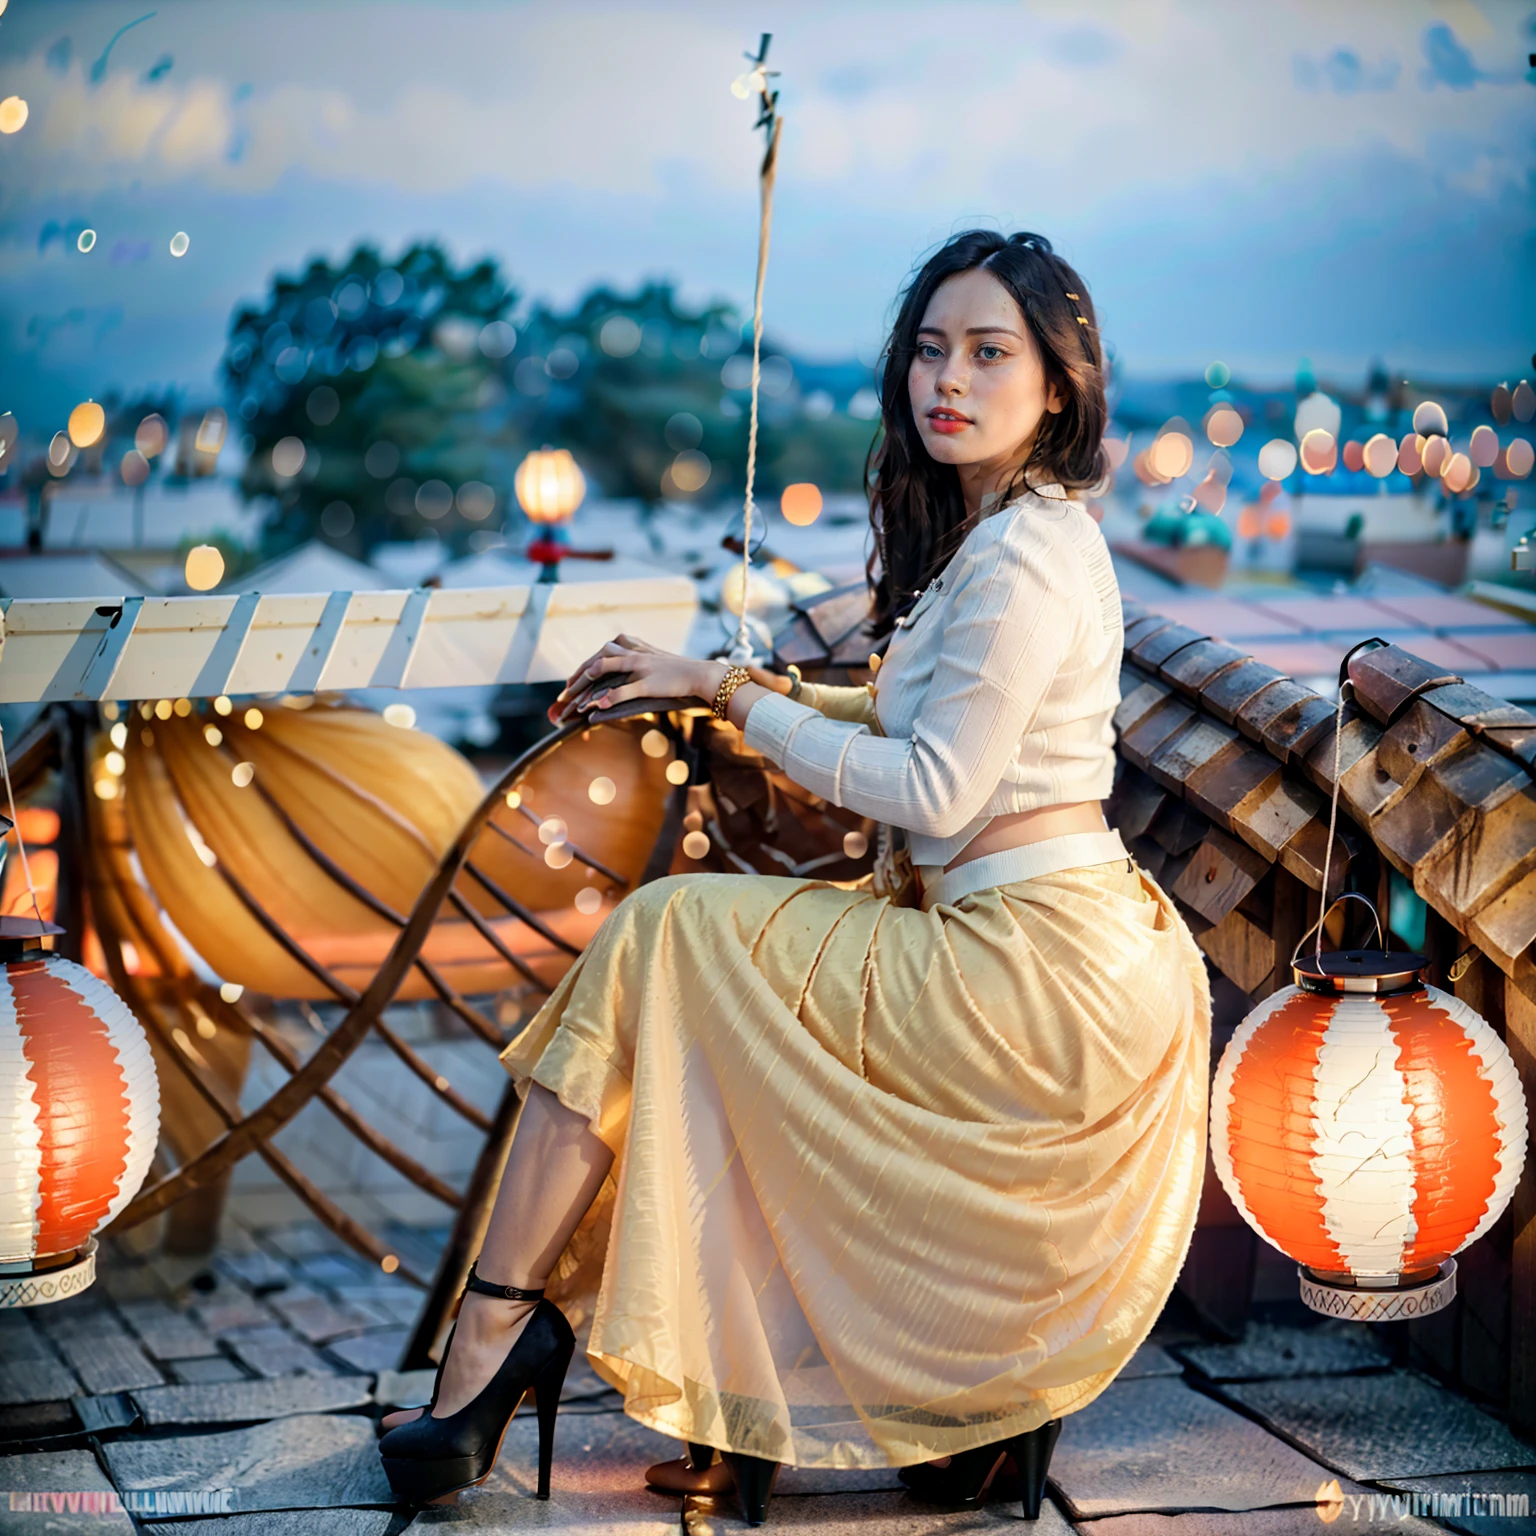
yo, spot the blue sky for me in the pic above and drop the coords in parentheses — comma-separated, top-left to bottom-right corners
(0, 0, 1532, 424)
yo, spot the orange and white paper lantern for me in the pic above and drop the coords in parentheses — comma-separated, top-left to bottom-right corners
(0, 953, 159, 1305)
(1212, 973, 1526, 1321)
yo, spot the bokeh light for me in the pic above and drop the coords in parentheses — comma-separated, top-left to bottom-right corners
(77, 229, 96, 253)
(641, 729, 670, 758)
(479, 320, 516, 358)
(271, 437, 306, 478)
(68, 400, 105, 448)
(169, 231, 190, 258)
(1412, 400, 1448, 437)
(1342, 440, 1365, 473)
(1397, 434, 1423, 476)
(1299, 429, 1336, 475)
(306, 385, 340, 425)
(544, 842, 574, 870)
(1205, 407, 1243, 448)
(456, 482, 495, 520)
(781, 482, 823, 526)
(599, 316, 641, 357)
(416, 480, 453, 519)
(842, 830, 869, 859)
(574, 887, 603, 915)
(184, 545, 225, 590)
(321, 501, 353, 537)
(195, 409, 227, 455)
(1512, 381, 1535, 423)
(1421, 436, 1452, 478)
(136, 414, 169, 457)
(1258, 439, 1298, 480)
(1264, 509, 1293, 540)
(231, 762, 255, 788)
(203, 724, 222, 746)
(383, 703, 417, 729)
(214, 695, 233, 715)
(1363, 433, 1397, 478)
(1506, 439, 1534, 478)
(0, 97, 28, 135)
(1442, 452, 1474, 495)
(120, 449, 150, 486)
(682, 830, 711, 859)
(664, 411, 704, 450)
(665, 759, 690, 785)
(588, 776, 616, 805)
(1205, 361, 1231, 389)
(1470, 425, 1499, 468)
(667, 450, 711, 494)
(538, 816, 568, 846)
(1237, 505, 1262, 539)
(1150, 431, 1193, 480)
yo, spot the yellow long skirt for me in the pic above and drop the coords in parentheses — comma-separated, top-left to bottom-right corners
(497, 857, 1212, 1469)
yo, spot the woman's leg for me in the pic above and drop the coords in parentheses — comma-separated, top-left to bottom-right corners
(381, 1082, 613, 1426)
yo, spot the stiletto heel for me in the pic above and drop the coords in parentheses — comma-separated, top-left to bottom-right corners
(898, 1417, 1061, 1520)
(687, 1442, 716, 1472)
(1014, 1417, 1061, 1520)
(721, 1452, 780, 1526)
(377, 1261, 576, 1507)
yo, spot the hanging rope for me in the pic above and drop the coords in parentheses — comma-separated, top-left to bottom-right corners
(0, 722, 44, 926)
(730, 35, 782, 667)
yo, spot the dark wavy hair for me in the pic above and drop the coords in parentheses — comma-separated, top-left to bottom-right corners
(863, 230, 1108, 638)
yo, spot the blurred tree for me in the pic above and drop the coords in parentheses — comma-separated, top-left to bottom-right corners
(223, 249, 878, 562)
(222, 242, 519, 558)
(511, 281, 742, 508)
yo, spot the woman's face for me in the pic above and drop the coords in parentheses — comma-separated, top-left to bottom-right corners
(907, 267, 1063, 475)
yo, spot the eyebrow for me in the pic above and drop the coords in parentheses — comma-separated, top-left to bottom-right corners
(917, 325, 1024, 340)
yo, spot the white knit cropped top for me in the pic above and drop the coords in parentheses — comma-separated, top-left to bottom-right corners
(742, 483, 1124, 871)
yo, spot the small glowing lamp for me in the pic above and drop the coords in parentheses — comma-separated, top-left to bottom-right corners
(0, 917, 159, 1305)
(516, 447, 586, 526)
(516, 446, 587, 578)
(184, 545, 225, 591)
(68, 401, 106, 449)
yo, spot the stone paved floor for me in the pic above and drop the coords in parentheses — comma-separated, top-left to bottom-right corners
(1, 1188, 1533, 1533)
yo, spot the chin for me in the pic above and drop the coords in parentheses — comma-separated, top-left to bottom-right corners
(917, 430, 978, 466)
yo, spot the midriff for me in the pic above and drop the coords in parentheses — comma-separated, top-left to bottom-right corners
(942, 800, 1110, 874)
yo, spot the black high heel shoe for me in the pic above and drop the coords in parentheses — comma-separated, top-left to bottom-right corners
(721, 1452, 781, 1527)
(898, 1417, 1061, 1520)
(378, 1261, 576, 1506)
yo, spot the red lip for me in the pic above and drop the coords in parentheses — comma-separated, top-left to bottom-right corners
(927, 408, 971, 435)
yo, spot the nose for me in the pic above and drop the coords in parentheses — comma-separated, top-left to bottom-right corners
(935, 356, 968, 399)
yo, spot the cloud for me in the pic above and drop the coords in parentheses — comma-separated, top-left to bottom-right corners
(1043, 24, 1124, 69)
(1420, 22, 1483, 89)
(1293, 48, 1401, 94)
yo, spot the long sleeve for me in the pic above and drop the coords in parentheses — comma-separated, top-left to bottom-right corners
(743, 514, 1084, 840)
(798, 681, 881, 732)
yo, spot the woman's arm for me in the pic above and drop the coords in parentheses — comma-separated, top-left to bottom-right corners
(730, 518, 1082, 839)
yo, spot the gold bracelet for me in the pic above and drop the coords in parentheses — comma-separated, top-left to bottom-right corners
(711, 665, 752, 721)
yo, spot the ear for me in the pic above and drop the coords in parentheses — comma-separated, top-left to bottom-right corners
(1045, 380, 1066, 416)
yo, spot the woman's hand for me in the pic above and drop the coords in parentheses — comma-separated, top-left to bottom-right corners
(550, 635, 723, 723)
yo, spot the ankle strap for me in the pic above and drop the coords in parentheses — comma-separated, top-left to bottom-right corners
(464, 1260, 544, 1302)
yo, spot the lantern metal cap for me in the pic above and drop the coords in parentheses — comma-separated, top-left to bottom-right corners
(1293, 948, 1427, 995)
(0, 915, 65, 961)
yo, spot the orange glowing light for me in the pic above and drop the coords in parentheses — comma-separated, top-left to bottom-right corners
(1237, 506, 1262, 539)
(781, 483, 823, 526)
(68, 400, 106, 449)
(1342, 441, 1365, 473)
(515, 447, 586, 525)
(1264, 509, 1292, 540)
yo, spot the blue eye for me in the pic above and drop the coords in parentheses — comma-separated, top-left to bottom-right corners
(918, 342, 942, 359)
(978, 345, 1004, 361)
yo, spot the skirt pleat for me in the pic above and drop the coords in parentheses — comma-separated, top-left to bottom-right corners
(498, 857, 1211, 1468)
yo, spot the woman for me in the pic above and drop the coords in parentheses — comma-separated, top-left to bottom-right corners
(377, 229, 1212, 1525)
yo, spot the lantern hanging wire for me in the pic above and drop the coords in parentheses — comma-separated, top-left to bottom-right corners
(729, 32, 783, 666)
(0, 721, 44, 925)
